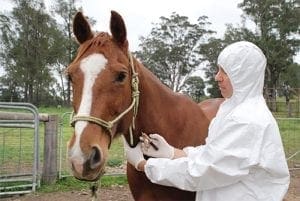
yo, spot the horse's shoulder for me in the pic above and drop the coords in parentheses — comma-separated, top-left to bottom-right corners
(198, 98, 224, 121)
(198, 98, 224, 106)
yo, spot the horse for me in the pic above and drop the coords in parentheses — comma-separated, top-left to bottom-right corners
(66, 10, 223, 201)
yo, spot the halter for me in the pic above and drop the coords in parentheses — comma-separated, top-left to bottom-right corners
(70, 51, 140, 147)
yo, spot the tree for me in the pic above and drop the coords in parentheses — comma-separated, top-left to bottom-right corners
(238, 0, 300, 93)
(135, 12, 214, 92)
(51, 0, 97, 105)
(182, 76, 205, 102)
(51, 0, 79, 105)
(198, 25, 257, 98)
(281, 63, 300, 88)
(201, 0, 299, 99)
(198, 37, 224, 98)
(0, 0, 66, 105)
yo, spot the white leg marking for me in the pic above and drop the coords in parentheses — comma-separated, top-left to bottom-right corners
(71, 53, 107, 160)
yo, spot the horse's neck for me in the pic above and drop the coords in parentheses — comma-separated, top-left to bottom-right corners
(136, 64, 202, 131)
(124, 62, 210, 148)
(138, 66, 177, 116)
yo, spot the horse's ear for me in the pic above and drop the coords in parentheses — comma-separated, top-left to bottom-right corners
(73, 12, 93, 44)
(110, 11, 128, 49)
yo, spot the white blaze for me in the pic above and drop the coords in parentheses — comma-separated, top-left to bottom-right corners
(70, 53, 107, 160)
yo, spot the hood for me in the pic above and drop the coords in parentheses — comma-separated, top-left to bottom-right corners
(217, 41, 266, 103)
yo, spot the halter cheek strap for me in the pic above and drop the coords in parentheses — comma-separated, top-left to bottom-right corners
(70, 51, 139, 148)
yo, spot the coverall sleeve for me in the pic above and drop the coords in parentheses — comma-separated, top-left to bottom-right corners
(144, 120, 263, 191)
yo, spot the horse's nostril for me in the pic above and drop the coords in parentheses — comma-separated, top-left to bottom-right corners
(90, 146, 101, 169)
(70, 160, 83, 175)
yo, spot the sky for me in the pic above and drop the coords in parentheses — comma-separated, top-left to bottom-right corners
(0, 0, 252, 77)
(77, 0, 248, 50)
(1, 0, 298, 64)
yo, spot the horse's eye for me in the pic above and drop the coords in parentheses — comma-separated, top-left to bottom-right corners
(115, 72, 126, 82)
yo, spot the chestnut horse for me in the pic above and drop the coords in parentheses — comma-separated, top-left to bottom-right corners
(66, 11, 223, 201)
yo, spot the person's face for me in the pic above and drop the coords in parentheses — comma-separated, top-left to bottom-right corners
(215, 66, 233, 98)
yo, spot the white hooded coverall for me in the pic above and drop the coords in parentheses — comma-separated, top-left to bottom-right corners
(144, 41, 290, 201)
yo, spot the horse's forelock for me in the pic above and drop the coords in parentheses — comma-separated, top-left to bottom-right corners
(66, 32, 111, 71)
(92, 32, 111, 46)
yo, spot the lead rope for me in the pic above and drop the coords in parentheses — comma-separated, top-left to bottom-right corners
(128, 51, 139, 146)
(90, 181, 100, 201)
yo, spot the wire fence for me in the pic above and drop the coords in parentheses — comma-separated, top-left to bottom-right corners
(265, 88, 300, 118)
(58, 112, 73, 179)
(278, 118, 300, 170)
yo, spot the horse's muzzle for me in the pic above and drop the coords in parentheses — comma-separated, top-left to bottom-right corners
(69, 146, 104, 181)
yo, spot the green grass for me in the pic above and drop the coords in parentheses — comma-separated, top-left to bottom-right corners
(38, 106, 72, 115)
(277, 118, 300, 166)
(38, 175, 128, 193)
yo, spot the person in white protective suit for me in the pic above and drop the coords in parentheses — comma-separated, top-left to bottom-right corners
(124, 41, 290, 201)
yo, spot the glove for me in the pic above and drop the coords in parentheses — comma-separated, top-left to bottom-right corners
(123, 137, 145, 171)
(140, 133, 174, 159)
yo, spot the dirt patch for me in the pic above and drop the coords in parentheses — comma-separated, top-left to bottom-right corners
(284, 171, 300, 201)
(1, 185, 133, 201)
(2, 171, 299, 201)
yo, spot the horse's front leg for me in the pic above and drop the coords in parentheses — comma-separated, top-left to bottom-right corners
(127, 163, 156, 201)
(126, 163, 196, 201)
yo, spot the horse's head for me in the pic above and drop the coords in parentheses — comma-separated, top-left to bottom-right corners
(66, 11, 139, 181)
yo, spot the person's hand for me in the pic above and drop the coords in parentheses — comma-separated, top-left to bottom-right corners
(123, 137, 145, 171)
(140, 133, 174, 159)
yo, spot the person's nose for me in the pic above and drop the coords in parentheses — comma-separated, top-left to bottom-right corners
(215, 71, 222, 82)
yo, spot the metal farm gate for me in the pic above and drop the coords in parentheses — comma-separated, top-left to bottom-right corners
(0, 102, 40, 196)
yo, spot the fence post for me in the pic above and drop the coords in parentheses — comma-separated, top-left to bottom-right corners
(287, 102, 292, 117)
(42, 115, 58, 184)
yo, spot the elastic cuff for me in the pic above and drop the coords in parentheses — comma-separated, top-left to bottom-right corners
(169, 148, 175, 159)
(135, 159, 146, 171)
